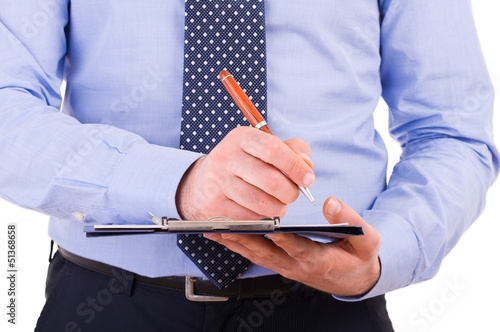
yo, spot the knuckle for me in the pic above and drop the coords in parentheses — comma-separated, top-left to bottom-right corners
(246, 254, 258, 264)
(209, 147, 226, 164)
(257, 135, 279, 159)
(231, 126, 255, 142)
(203, 171, 220, 192)
(227, 126, 247, 138)
(226, 158, 241, 174)
(217, 170, 232, 186)
(266, 138, 281, 157)
(293, 248, 309, 260)
(297, 262, 318, 279)
(260, 251, 277, 263)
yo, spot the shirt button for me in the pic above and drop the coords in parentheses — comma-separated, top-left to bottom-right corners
(72, 211, 85, 220)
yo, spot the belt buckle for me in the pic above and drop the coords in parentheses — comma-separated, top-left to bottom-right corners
(185, 277, 229, 302)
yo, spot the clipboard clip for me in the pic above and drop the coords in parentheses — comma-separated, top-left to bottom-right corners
(161, 216, 280, 232)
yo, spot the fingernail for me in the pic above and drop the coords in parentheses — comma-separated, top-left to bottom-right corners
(268, 234, 283, 242)
(204, 234, 215, 240)
(303, 172, 315, 187)
(326, 199, 342, 217)
(221, 234, 236, 240)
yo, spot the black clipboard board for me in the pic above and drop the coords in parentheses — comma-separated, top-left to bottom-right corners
(84, 217, 364, 243)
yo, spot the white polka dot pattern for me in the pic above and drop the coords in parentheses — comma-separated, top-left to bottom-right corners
(178, 0, 268, 289)
(179, 0, 268, 152)
(177, 234, 249, 289)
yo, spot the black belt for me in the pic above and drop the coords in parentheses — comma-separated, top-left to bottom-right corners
(57, 247, 309, 301)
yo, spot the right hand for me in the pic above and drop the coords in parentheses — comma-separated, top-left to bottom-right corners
(176, 126, 315, 220)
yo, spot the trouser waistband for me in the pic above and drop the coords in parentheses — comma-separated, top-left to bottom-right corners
(57, 246, 314, 301)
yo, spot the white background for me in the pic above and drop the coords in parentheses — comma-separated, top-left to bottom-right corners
(0, 1, 499, 331)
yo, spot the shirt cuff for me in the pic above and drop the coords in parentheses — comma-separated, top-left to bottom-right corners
(332, 210, 420, 302)
(108, 143, 203, 224)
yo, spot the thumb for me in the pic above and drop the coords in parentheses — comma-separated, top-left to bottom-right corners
(323, 197, 362, 226)
(322, 197, 380, 256)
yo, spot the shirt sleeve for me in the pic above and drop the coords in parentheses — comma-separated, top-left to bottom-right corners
(0, 1, 201, 225)
(335, 0, 499, 301)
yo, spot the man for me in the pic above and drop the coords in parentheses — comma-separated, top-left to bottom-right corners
(0, 0, 497, 331)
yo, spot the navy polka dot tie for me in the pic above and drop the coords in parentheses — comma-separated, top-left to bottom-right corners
(178, 0, 268, 289)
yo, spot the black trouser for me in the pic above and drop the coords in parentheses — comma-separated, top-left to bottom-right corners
(35, 251, 394, 332)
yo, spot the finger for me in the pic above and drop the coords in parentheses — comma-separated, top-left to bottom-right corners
(196, 192, 266, 220)
(235, 128, 315, 189)
(322, 197, 380, 258)
(203, 233, 262, 262)
(223, 175, 288, 218)
(205, 234, 294, 271)
(183, 176, 252, 219)
(283, 138, 314, 169)
(267, 233, 320, 261)
(226, 153, 300, 205)
(222, 234, 296, 273)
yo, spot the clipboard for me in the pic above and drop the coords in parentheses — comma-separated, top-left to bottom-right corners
(84, 217, 364, 243)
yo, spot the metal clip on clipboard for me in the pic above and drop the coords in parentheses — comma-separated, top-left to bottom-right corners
(164, 216, 279, 232)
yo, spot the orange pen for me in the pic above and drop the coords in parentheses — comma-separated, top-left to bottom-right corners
(219, 70, 316, 205)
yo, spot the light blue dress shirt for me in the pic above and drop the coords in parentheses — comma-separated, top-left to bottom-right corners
(0, 0, 497, 300)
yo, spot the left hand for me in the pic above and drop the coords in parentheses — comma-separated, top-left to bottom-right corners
(204, 197, 381, 297)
